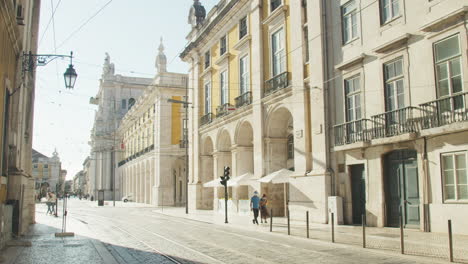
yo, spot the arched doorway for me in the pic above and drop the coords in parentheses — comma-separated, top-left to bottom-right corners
(200, 137, 214, 209)
(265, 107, 294, 216)
(384, 150, 420, 228)
(234, 121, 254, 211)
(216, 130, 232, 212)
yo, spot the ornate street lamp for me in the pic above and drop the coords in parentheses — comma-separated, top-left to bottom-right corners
(22, 51, 78, 89)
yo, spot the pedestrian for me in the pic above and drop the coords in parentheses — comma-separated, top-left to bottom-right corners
(50, 192, 57, 216)
(250, 191, 260, 225)
(260, 194, 269, 223)
(46, 192, 53, 215)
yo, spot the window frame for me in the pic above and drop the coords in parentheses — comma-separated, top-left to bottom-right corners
(204, 50, 211, 70)
(270, 0, 283, 14)
(287, 134, 294, 159)
(271, 27, 286, 77)
(121, 99, 126, 110)
(220, 35, 227, 56)
(344, 75, 362, 122)
(441, 151, 468, 203)
(204, 81, 212, 114)
(239, 55, 250, 95)
(433, 34, 464, 99)
(239, 16, 248, 40)
(220, 70, 228, 105)
(380, 0, 401, 25)
(383, 57, 405, 112)
(341, 0, 359, 45)
(303, 26, 309, 63)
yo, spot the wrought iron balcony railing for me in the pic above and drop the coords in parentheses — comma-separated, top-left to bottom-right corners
(334, 119, 372, 146)
(200, 113, 214, 126)
(265, 72, 289, 96)
(235, 91, 252, 108)
(372, 107, 419, 139)
(420, 92, 468, 129)
(216, 103, 236, 118)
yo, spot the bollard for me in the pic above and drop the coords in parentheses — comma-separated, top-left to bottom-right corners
(306, 211, 309, 239)
(448, 220, 453, 262)
(400, 215, 405, 254)
(362, 214, 366, 248)
(287, 209, 290, 235)
(331, 212, 335, 243)
(270, 208, 273, 232)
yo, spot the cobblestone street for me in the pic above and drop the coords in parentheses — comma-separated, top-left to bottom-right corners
(0, 199, 455, 264)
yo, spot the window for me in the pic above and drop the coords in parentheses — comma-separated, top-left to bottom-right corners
(302, 0, 308, 23)
(345, 76, 361, 122)
(380, 0, 400, 24)
(270, 0, 282, 13)
(220, 35, 227, 55)
(33, 164, 38, 169)
(342, 1, 358, 44)
(303, 26, 309, 63)
(271, 28, 286, 77)
(44, 164, 48, 169)
(239, 55, 250, 94)
(220, 71, 228, 105)
(239, 16, 248, 39)
(442, 152, 468, 201)
(128, 98, 135, 110)
(204, 51, 211, 69)
(384, 58, 405, 111)
(287, 134, 294, 159)
(434, 35, 463, 99)
(204, 81, 211, 114)
(121, 99, 126, 110)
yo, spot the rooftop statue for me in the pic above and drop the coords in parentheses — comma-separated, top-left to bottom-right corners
(102, 52, 115, 78)
(156, 37, 167, 74)
(188, 0, 206, 28)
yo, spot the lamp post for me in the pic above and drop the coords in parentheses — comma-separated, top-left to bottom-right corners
(167, 97, 191, 214)
(22, 51, 78, 89)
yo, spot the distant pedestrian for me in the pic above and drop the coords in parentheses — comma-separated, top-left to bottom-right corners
(50, 192, 57, 216)
(260, 194, 269, 223)
(250, 191, 260, 225)
(46, 192, 53, 215)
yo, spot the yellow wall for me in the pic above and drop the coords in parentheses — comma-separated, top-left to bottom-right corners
(171, 96, 182, 145)
(0, 11, 19, 203)
(228, 25, 240, 103)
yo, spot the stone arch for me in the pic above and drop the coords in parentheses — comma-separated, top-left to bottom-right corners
(172, 158, 185, 206)
(216, 129, 232, 152)
(266, 106, 294, 138)
(199, 136, 214, 210)
(234, 120, 253, 146)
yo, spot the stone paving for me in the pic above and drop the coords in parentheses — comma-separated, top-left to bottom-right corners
(0, 199, 461, 264)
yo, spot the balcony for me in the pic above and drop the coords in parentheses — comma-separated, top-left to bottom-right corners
(216, 104, 236, 118)
(235, 92, 252, 108)
(265, 72, 289, 96)
(420, 92, 468, 129)
(334, 119, 372, 146)
(372, 107, 419, 139)
(200, 113, 214, 126)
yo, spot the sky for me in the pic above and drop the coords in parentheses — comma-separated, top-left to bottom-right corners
(34, 0, 216, 179)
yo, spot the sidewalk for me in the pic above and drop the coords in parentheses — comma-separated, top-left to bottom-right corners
(153, 206, 468, 263)
(0, 206, 119, 264)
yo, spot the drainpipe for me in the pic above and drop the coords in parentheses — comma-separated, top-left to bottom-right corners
(422, 137, 430, 232)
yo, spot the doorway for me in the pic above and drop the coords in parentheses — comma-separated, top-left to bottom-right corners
(350, 164, 366, 224)
(384, 150, 420, 228)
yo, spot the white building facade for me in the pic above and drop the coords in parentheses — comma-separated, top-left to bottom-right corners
(88, 54, 152, 200)
(118, 40, 189, 207)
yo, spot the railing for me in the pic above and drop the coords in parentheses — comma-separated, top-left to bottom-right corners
(200, 113, 213, 126)
(334, 119, 372, 146)
(270, 0, 282, 12)
(265, 72, 289, 96)
(372, 107, 419, 139)
(235, 92, 252, 108)
(216, 104, 235, 118)
(119, 144, 155, 166)
(420, 92, 468, 129)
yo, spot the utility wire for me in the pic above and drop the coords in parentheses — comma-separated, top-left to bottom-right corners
(39, 0, 62, 46)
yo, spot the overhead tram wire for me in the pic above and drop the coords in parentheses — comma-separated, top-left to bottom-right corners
(56, 0, 114, 50)
(38, 0, 62, 46)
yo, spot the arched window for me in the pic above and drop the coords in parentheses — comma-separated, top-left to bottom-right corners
(128, 98, 136, 110)
(287, 134, 294, 159)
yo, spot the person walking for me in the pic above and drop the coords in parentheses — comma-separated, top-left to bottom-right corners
(46, 192, 53, 215)
(260, 194, 269, 223)
(250, 191, 260, 225)
(49, 192, 57, 216)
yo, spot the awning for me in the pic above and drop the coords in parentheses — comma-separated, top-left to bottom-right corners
(203, 178, 222, 187)
(229, 172, 255, 186)
(258, 169, 294, 184)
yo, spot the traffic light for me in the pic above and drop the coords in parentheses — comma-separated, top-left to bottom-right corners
(223, 166, 230, 178)
(220, 176, 227, 186)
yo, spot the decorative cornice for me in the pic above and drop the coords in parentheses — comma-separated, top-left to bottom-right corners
(373, 34, 411, 54)
(335, 54, 366, 71)
(420, 6, 468, 32)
